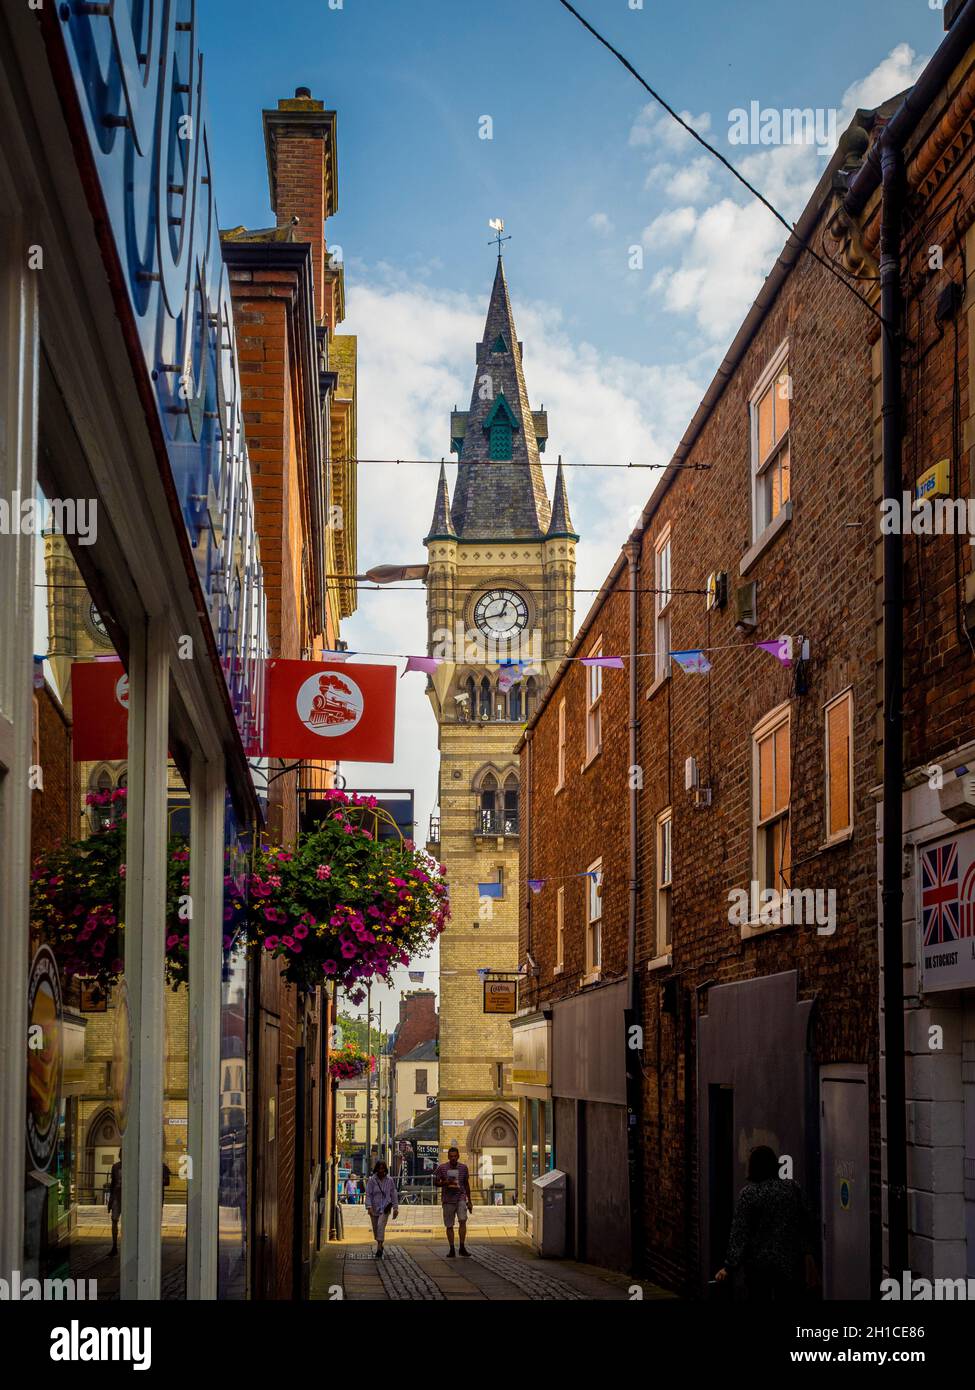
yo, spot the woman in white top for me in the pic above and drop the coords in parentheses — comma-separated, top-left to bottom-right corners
(364, 1160, 399, 1258)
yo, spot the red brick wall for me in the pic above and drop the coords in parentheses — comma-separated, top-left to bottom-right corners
(522, 206, 881, 1292)
(392, 990, 439, 1058)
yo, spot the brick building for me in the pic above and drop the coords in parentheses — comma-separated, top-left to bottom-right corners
(834, 0, 975, 1283)
(515, 109, 892, 1291)
(390, 988, 439, 1061)
(221, 86, 358, 1299)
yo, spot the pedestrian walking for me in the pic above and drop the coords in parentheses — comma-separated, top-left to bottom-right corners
(365, 1160, 398, 1259)
(344, 1176, 357, 1204)
(357, 1176, 365, 1205)
(714, 1145, 819, 1300)
(433, 1145, 472, 1257)
(107, 1159, 173, 1256)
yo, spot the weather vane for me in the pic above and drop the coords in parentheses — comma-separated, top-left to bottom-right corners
(488, 217, 511, 258)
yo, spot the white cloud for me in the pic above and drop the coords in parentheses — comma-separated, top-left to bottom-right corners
(588, 211, 614, 235)
(640, 44, 928, 340)
(629, 103, 712, 153)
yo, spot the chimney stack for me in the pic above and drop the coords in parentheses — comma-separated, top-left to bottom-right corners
(262, 87, 338, 326)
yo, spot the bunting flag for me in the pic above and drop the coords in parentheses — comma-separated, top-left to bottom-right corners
(580, 655, 625, 669)
(478, 881, 503, 899)
(408, 971, 425, 982)
(528, 879, 546, 893)
(264, 659, 396, 761)
(71, 660, 129, 760)
(756, 636, 793, 666)
(320, 648, 353, 662)
(671, 649, 712, 674)
(401, 655, 439, 677)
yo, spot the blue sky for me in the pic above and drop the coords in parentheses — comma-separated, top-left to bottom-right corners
(197, 0, 946, 1014)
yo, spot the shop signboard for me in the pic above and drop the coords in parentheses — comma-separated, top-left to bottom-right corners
(917, 828, 975, 992)
(57, 3, 267, 754)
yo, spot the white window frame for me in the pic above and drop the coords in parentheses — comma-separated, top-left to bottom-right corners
(749, 339, 791, 542)
(653, 808, 673, 963)
(654, 527, 672, 683)
(555, 884, 565, 974)
(585, 640, 603, 764)
(555, 697, 566, 793)
(585, 859, 602, 979)
(747, 702, 792, 934)
(824, 689, 853, 845)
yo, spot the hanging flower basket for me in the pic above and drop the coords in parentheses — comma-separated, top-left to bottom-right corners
(244, 789, 450, 994)
(30, 789, 196, 996)
(327, 1040, 376, 1082)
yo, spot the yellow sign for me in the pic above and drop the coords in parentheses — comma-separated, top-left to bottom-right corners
(915, 459, 950, 501)
(483, 980, 517, 1014)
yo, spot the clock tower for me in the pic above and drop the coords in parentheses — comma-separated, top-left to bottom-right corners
(423, 257, 577, 1198)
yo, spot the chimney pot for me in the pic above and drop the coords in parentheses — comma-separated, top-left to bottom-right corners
(295, 86, 312, 98)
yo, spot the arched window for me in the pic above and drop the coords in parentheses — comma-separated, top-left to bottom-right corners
(503, 774, 519, 833)
(464, 675, 476, 722)
(479, 675, 492, 720)
(524, 676, 538, 720)
(508, 681, 522, 722)
(480, 773, 498, 833)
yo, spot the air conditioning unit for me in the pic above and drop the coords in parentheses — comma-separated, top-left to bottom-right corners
(734, 581, 758, 632)
(938, 770, 975, 824)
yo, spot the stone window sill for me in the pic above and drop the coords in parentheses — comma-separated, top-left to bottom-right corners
(739, 501, 793, 576)
(646, 951, 672, 972)
(740, 917, 794, 941)
(581, 746, 602, 773)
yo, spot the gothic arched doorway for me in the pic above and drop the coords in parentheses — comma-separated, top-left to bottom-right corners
(468, 1104, 518, 1204)
(84, 1106, 122, 1205)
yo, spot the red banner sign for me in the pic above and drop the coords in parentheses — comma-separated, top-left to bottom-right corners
(70, 658, 397, 764)
(264, 660, 396, 762)
(71, 661, 129, 761)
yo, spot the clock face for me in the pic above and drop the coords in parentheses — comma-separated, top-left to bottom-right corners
(474, 589, 528, 637)
(87, 601, 108, 640)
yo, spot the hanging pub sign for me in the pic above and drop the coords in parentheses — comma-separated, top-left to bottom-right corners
(56, 2, 268, 755)
(264, 660, 396, 762)
(71, 658, 397, 764)
(483, 979, 518, 1015)
(917, 829, 975, 992)
(26, 946, 63, 1173)
(71, 661, 129, 761)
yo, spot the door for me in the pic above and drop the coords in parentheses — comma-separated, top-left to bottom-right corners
(820, 1064, 870, 1300)
(255, 1018, 279, 1299)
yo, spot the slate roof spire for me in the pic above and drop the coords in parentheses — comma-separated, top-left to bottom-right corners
(447, 259, 552, 540)
(425, 461, 457, 542)
(546, 456, 578, 540)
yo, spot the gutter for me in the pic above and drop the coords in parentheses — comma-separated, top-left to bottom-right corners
(839, 0, 975, 1285)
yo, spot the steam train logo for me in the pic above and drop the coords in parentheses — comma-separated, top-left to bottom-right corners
(115, 673, 129, 709)
(296, 670, 365, 738)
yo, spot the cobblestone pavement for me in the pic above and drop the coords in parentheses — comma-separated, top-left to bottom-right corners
(312, 1215, 675, 1302)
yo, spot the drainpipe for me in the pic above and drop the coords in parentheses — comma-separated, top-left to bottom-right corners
(624, 537, 644, 1274)
(878, 140, 909, 1282)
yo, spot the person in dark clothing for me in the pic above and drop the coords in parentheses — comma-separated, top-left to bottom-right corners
(714, 1145, 818, 1300)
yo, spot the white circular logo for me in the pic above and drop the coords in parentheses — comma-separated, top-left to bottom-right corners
(296, 670, 364, 737)
(115, 674, 130, 709)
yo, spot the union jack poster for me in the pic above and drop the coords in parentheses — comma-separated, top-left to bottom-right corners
(918, 831, 975, 992)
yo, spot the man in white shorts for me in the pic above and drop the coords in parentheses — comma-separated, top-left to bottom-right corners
(434, 1145, 472, 1257)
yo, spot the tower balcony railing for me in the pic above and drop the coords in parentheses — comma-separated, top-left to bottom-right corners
(475, 809, 519, 837)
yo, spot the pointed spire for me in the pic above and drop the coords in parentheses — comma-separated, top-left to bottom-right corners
(546, 457, 578, 540)
(449, 259, 552, 539)
(425, 461, 457, 542)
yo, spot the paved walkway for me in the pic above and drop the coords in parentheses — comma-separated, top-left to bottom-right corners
(312, 1205, 674, 1302)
